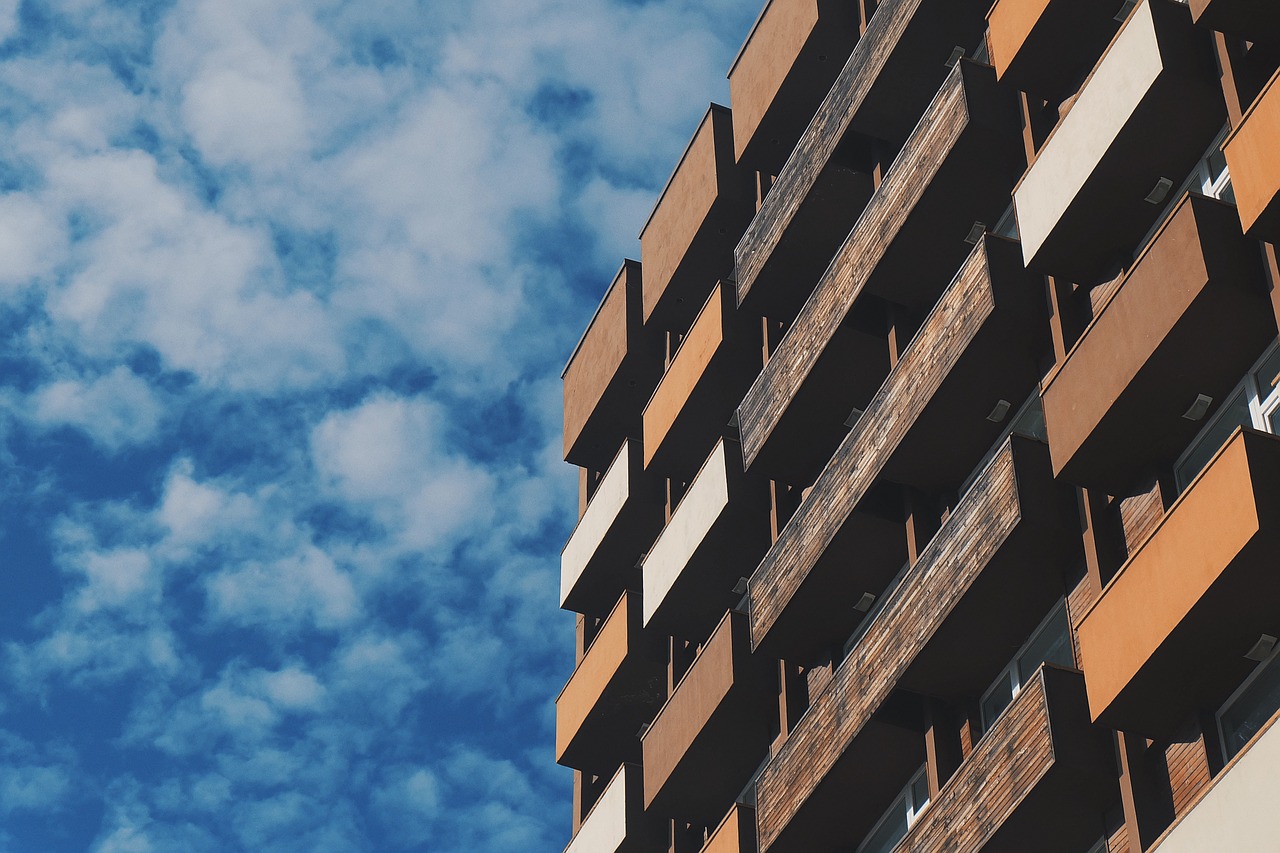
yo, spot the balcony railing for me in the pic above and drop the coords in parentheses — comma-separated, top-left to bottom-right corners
(986, 0, 1121, 103)
(702, 805, 757, 853)
(1041, 193, 1272, 495)
(561, 440, 664, 617)
(639, 105, 751, 335)
(1224, 66, 1280, 242)
(642, 283, 755, 481)
(641, 611, 775, 827)
(1013, 0, 1225, 285)
(728, 0, 859, 175)
(556, 592, 665, 775)
(733, 0, 991, 314)
(564, 763, 665, 853)
(563, 260, 659, 471)
(746, 235, 1050, 660)
(642, 440, 771, 641)
(1078, 429, 1280, 740)
(891, 667, 1116, 853)
(736, 59, 1023, 481)
(754, 436, 1080, 852)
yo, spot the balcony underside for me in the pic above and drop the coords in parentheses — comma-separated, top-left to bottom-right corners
(987, 0, 1122, 103)
(1189, 0, 1280, 43)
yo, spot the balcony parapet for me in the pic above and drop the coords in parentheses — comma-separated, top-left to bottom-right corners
(642, 611, 774, 827)
(642, 439, 771, 641)
(746, 235, 1050, 660)
(561, 440, 664, 617)
(891, 667, 1116, 853)
(703, 805, 757, 853)
(564, 260, 660, 470)
(1042, 193, 1272, 495)
(1013, 0, 1225, 285)
(733, 0, 991, 314)
(754, 437, 1080, 852)
(564, 763, 666, 853)
(728, 0, 859, 176)
(640, 106, 751, 336)
(736, 59, 1023, 481)
(1078, 428, 1280, 740)
(986, 0, 1122, 103)
(643, 283, 755, 482)
(1224, 66, 1280, 242)
(556, 592, 666, 775)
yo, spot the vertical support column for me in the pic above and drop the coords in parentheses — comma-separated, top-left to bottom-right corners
(775, 660, 809, 748)
(902, 486, 941, 568)
(668, 636, 697, 695)
(924, 699, 964, 798)
(1262, 244, 1280, 337)
(1080, 487, 1125, 594)
(1116, 731, 1176, 852)
(1046, 275, 1089, 366)
(1213, 32, 1249, 128)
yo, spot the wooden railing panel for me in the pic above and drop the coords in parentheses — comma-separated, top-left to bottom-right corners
(746, 233, 997, 653)
(756, 439, 1026, 851)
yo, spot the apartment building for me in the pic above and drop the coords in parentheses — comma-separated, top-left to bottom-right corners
(556, 1, 1280, 851)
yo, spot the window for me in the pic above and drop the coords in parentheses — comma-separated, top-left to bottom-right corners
(979, 602, 1073, 733)
(1218, 645, 1280, 762)
(1174, 342, 1280, 491)
(857, 765, 929, 853)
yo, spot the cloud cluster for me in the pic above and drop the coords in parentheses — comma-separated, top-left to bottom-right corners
(0, 0, 759, 849)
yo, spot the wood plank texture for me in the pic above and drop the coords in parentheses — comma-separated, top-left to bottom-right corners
(737, 61, 972, 469)
(746, 236, 996, 654)
(893, 668, 1057, 853)
(734, 0, 927, 305)
(755, 438, 1026, 851)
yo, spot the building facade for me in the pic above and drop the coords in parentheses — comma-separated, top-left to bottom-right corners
(556, 1, 1280, 851)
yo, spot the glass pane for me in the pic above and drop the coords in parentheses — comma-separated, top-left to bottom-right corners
(858, 799, 909, 853)
(908, 770, 930, 819)
(1018, 606, 1073, 682)
(1011, 397, 1047, 442)
(1221, 657, 1280, 759)
(1175, 387, 1252, 490)
(1254, 345, 1280, 396)
(1207, 147, 1229, 184)
(980, 674, 1015, 732)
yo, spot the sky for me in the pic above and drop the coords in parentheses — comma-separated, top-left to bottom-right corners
(0, 0, 762, 850)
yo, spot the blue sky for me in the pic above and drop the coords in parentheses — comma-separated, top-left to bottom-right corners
(0, 0, 759, 849)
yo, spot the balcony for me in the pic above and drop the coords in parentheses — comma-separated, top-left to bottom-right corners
(703, 805, 757, 853)
(1153, 713, 1280, 852)
(561, 440, 665, 617)
(754, 437, 1083, 853)
(1077, 429, 1280, 740)
(1189, 0, 1280, 43)
(639, 105, 751, 336)
(1225, 68, 1280, 243)
(564, 260, 660, 471)
(728, 0, 859, 176)
(986, 0, 1122, 103)
(736, 60, 1024, 481)
(746, 235, 1051, 660)
(733, 0, 992, 314)
(556, 592, 666, 775)
(641, 611, 775, 827)
(1041, 193, 1273, 495)
(564, 764, 665, 853)
(642, 283, 755, 482)
(893, 667, 1116, 853)
(1014, 0, 1225, 285)
(642, 440, 771, 641)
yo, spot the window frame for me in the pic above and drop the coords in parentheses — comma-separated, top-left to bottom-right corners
(978, 600, 1072, 734)
(1216, 641, 1280, 764)
(855, 763, 931, 853)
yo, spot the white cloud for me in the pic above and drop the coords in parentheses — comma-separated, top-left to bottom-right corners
(205, 545, 359, 632)
(32, 367, 164, 451)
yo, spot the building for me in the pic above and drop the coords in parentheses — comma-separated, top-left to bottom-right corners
(556, 1, 1280, 851)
